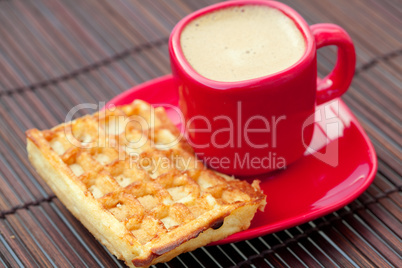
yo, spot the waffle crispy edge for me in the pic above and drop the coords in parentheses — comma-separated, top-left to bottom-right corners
(26, 100, 266, 267)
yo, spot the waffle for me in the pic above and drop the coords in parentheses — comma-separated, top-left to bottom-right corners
(26, 100, 266, 267)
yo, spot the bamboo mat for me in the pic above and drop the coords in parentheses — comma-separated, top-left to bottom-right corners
(0, 0, 401, 267)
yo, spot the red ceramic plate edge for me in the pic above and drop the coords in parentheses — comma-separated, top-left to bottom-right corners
(214, 100, 378, 245)
(106, 74, 378, 245)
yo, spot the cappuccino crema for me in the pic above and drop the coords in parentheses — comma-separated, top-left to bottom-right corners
(180, 5, 306, 82)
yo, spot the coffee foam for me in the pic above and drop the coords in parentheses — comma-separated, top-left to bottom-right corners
(180, 5, 306, 82)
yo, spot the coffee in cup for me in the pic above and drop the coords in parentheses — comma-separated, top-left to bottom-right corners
(180, 5, 306, 82)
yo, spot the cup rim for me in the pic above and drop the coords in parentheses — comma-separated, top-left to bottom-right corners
(169, 0, 315, 91)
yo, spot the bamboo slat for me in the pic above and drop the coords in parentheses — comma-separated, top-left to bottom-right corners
(0, 0, 401, 267)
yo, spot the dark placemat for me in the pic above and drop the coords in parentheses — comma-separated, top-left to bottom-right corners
(0, 0, 401, 267)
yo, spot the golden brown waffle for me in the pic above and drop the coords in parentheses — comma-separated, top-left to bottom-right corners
(26, 100, 266, 267)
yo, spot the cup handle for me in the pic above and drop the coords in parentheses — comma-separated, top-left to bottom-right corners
(310, 23, 356, 105)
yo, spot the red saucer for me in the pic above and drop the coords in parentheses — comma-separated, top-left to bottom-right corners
(106, 75, 377, 245)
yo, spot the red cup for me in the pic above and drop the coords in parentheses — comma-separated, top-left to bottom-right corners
(169, 0, 355, 176)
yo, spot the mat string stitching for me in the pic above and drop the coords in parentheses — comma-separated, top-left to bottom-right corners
(0, 187, 400, 238)
(231, 187, 401, 268)
(0, 37, 169, 97)
(0, 45, 400, 97)
(0, 195, 56, 218)
(354, 48, 402, 75)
